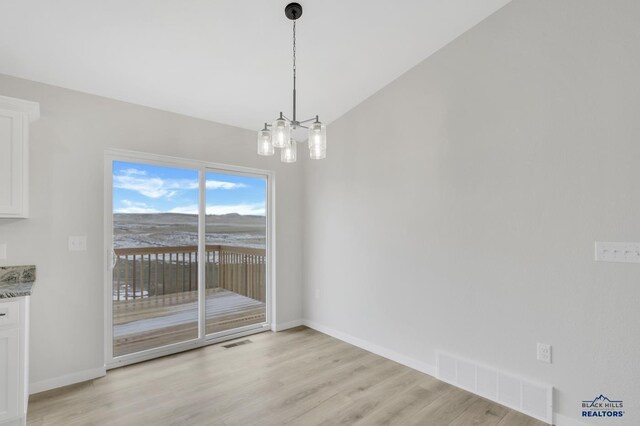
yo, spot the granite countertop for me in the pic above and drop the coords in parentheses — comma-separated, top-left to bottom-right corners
(0, 265, 36, 298)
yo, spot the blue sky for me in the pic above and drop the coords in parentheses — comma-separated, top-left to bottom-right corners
(113, 161, 266, 215)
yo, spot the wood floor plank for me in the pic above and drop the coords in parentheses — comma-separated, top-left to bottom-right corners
(278, 358, 405, 425)
(27, 327, 549, 426)
(350, 380, 451, 425)
(219, 351, 385, 424)
(400, 386, 477, 425)
(449, 397, 510, 426)
(498, 410, 548, 426)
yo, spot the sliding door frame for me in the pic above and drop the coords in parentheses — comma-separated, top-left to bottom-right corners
(103, 148, 275, 369)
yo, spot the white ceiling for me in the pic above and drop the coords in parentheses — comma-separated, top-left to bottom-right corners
(0, 0, 511, 131)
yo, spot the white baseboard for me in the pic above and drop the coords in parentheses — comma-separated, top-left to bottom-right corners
(302, 319, 583, 426)
(271, 319, 304, 332)
(30, 366, 106, 395)
(302, 319, 436, 377)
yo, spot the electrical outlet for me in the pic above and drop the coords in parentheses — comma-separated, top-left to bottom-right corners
(314, 288, 320, 300)
(68, 236, 87, 251)
(537, 343, 551, 363)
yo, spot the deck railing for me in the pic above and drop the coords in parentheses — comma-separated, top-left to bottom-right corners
(113, 245, 266, 303)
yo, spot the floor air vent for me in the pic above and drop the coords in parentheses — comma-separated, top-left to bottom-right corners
(222, 339, 252, 349)
(436, 352, 552, 424)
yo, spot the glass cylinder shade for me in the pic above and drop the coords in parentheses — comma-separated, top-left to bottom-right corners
(308, 121, 327, 159)
(281, 139, 297, 163)
(257, 129, 274, 156)
(271, 118, 291, 148)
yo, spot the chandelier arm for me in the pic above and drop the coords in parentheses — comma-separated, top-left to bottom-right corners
(281, 114, 292, 122)
(299, 116, 319, 124)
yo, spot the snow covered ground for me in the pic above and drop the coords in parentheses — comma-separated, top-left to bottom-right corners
(113, 213, 266, 249)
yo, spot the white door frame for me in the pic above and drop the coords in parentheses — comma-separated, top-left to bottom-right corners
(103, 148, 275, 369)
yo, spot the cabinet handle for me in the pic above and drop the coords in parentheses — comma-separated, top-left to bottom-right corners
(0, 313, 5, 316)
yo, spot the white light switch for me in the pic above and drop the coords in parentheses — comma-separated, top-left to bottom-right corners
(595, 242, 640, 263)
(0, 243, 6, 260)
(68, 236, 87, 251)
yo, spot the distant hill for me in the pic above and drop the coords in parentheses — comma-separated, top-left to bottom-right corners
(114, 212, 265, 225)
(113, 213, 265, 249)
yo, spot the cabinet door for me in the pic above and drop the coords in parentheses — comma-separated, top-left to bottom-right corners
(0, 328, 20, 423)
(0, 108, 27, 217)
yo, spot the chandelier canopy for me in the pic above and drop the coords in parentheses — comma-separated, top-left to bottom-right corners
(257, 2, 327, 163)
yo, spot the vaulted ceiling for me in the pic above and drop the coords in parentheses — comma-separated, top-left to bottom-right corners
(0, 0, 511, 130)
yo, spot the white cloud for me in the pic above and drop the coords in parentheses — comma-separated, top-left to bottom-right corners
(167, 205, 197, 214)
(113, 170, 247, 199)
(113, 174, 194, 198)
(169, 203, 265, 216)
(114, 200, 159, 214)
(206, 180, 248, 190)
(122, 168, 147, 176)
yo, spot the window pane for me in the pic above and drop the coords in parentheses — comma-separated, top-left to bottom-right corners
(112, 161, 199, 357)
(204, 172, 267, 335)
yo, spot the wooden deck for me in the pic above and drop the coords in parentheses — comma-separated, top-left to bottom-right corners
(113, 288, 266, 357)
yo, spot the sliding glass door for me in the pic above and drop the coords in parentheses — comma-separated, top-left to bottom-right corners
(204, 171, 267, 336)
(107, 155, 270, 363)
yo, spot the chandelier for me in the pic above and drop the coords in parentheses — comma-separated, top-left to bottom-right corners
(257, 2, 327, 163)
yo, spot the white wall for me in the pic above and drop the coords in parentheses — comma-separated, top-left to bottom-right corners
(303, 0, 640, 424)
(0, 73, 304, 387)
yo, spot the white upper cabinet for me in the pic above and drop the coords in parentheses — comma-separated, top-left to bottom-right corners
(0, 95, 40, 218)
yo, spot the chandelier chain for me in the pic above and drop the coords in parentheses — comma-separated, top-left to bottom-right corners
(292, 18, 297, 122)
(293, 19, 296, 88)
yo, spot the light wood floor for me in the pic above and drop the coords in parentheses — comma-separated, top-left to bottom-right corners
(113, 288, 266, 357)
(28, 327, 548, 426)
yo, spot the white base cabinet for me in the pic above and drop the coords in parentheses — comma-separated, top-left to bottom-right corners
(0, 298, 29, 426)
